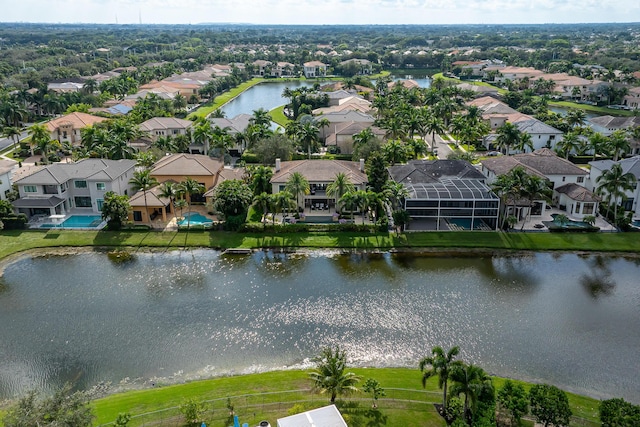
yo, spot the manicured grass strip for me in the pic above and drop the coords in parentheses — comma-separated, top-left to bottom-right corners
(269, 105, 289, 127)
(1, 230, 640, 264)
(431, 73, 507, 94)
(187, 78, 267, 119)
(91, 368, 601, 427)
(549, 101, 635, 116)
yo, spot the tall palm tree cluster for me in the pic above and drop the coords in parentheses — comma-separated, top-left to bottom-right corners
(490, 167, 552, 230)
(419, 346, 494, 426)
(76, 119, 145, 160)
(372, 78, 489, 161)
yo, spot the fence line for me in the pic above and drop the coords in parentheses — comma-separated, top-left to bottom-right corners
(97, 387, 442, 426)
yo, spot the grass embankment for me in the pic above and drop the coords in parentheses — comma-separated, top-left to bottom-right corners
(91, 368, 600, 427)
(1, 229, 640, 263)
(187, 78, 267, 119)
(269, 105, 289, 127)
(548, 101, 636, 117)
(431, 73, 507, 95)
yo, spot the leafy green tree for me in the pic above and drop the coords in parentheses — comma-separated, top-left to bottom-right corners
(252, 192, 272, 223)
(129, 170, 158, 225)
(3, 384, 94, 427)
(114, 413, 132, 427)
(419, 345, 460, 409)
(362, 378, 386, 408)
(366, 151, 388, 193)
(497, 380, 528, 427)
(212, 179, 253, 219)
(252, 134, 294, 165)
(101, 191, 130, 230)
(248, 164, 273, 196)
(179, 398, 206, 427)
(309, 346, 361, 403)
(599, 398, 640, 427)
(339, 191, 359, 221)
(528, 384, 572, 427)
(0, 199, 13, 216)
(382, 139, 409, 165)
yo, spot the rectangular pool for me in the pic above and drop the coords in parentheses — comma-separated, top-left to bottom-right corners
(40, 215, 105, 229)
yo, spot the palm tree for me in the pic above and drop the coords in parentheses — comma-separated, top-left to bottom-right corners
(339, 191, 359, 221)
(297, 122, 320, 159)
(555, 132, 581, 159)
(513, 132, 533, 154)
(383, 181, 410, 211)
(354, 189, 371, 224)
(607, 129, 631, 161)
(252, 192, 272, 223)
(129, 170, 159, 225)
(495, 122, 521, 156)
(596, 163, 636, 226)
(272, 191, 295, 223)
(250, 108, 272, 127)
(588, 132, 608, 161)
(419, 346, 461, 409)
(449, 363, 493, 424)
(285, 172, 309, 212)
(174, 198, 188, 220)
(326, 172, 355, 212)
(179, 177, 205, 227)
(565, 109, 587, 129)
(308, 346, 361, 404)
(353, 127, 376, 149)
(2, 126, 22, 152)
(248, 165, 273, 196)
(28, 123, 51, 157)
(382, 139, 408, 165)
(520, 175, 551, 230)
(158, 181, 179, 223)
(193, 121, 213, 155)
(421, 110, 446, 155)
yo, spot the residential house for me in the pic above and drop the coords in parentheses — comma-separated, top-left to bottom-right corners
(270, 159, 368, 213)
(0, 159, 18, 201)
(312, 96, 373, 115)
(483, 66, 544, 83)
(339, 58, 373, 75)
(541, 73, 608, 102)
(388, 159, 500, 231)
(277, 405, 347, 427)
(481, 149, 596, 220)
(315, 110, 376, 141)
(589, 115, 640, 156)
(325, 122, 385, 154)
(622, 87, 640, 109)
(128, 185, 172, 223)
(469, 97, 564, 152)
(12, 158, 136, 219)
(303, 61, 327, 78)
(45, 112, 108, 146)
(139, 117, 194, 148)
(252, 60, 272, 77)
(455, 82, 499, 98)
(209, 114, 253, 155)
(589, 156, 640, 215)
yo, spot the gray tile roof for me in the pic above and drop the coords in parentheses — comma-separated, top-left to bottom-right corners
(12, 195, 65, 208)
(16, 159, 136, 185)
(591, 156, 640, 178)
(555, 183, 600, 202)
(209, 114, 253, 134)
(406, 179, 498, 200)
(388, 160, 487, 184)
(482, 149, 587, 177)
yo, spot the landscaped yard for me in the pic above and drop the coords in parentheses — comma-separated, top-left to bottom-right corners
(89, 368, 600, 427)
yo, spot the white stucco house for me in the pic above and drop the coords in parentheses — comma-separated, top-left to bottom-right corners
(12, 158, 136, 219)
(0, 159, 18, 201)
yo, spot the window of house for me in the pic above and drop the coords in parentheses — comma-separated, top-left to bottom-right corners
(74, 180, 87, 189)
(96, 182, 105, 191)
(583, 203, 595, 215)
(576, 202, 581, 213)
(97, 199, 104, 211)
(577, 176, 584, 183)
(133, 211, 142, 221)
(74, 196, 92, 207)
(24, 185, 37, 193)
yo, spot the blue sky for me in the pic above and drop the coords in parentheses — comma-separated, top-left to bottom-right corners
(1, 0, 638, 25)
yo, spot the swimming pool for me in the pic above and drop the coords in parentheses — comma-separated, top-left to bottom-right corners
(178, 212, 213, 227)
(40, 215, 105, 229)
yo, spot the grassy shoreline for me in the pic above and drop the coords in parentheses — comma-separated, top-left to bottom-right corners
(87, 368, 601, 427)
(1, 229, 640, 266)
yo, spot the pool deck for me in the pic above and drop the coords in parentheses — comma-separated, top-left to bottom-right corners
(514, 207, 617, 232)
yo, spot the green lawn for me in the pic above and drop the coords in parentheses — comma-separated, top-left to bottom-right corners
(87, 368, 601, 427)
(269, 105, 289, 127)
(549, 101, 636, 116)
(1, 229, 639, 265)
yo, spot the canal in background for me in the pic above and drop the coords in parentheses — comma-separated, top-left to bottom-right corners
(0, 250, 639, 402)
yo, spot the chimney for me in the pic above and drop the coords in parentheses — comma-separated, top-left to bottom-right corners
(359, 158, 365, 172)
(275, 158, 281, 172)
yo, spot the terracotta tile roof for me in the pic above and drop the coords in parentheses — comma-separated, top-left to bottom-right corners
(151, 154, 224, 177)
(270, 160, 367, 185)
(45, 112, 108, 132)
(128, 185, 172, 208)
(139, 117, 194, 132)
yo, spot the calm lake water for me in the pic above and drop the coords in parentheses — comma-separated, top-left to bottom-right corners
(221, 81, 312, 118)
(0, 250, 639, 402)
